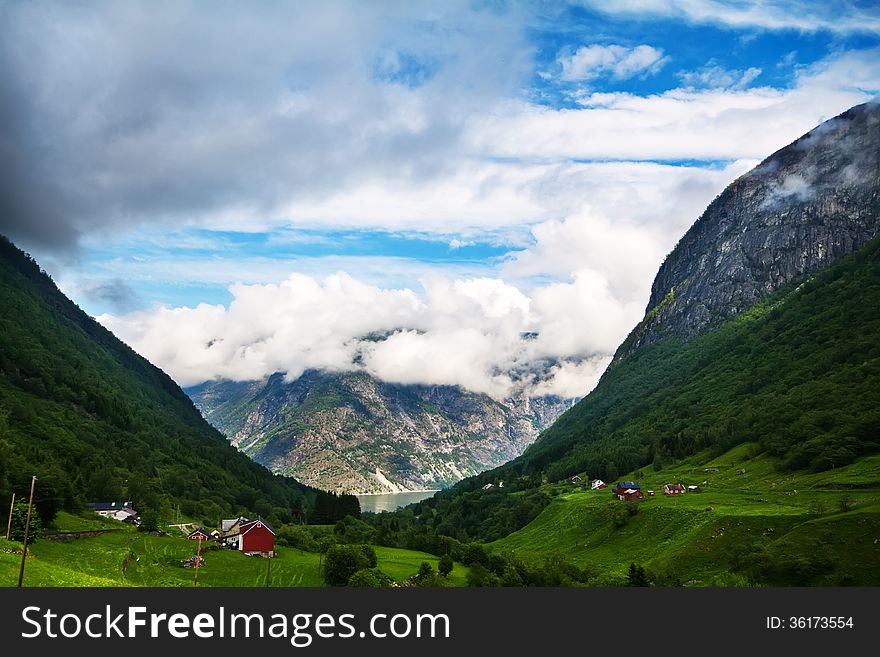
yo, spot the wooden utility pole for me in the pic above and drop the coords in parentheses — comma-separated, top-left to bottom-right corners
(193, 537, 203, 588)
(5, 493, 14, 541)
(17, 476, 37, 588)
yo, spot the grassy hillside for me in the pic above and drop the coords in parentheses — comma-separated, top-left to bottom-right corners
(0, 236, 313, 528)
(489, 444, 880, 586)
(0, 513, 469, 587)
(454, 235, 880, 495)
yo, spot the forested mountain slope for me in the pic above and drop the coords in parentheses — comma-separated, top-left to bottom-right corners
(0, 236, 313, 526)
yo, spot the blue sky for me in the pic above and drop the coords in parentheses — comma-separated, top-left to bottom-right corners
(1, 0, 878, 396)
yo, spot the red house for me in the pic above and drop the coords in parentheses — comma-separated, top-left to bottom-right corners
(238, 519, 276, 557)
(617, 488, 643, 501)
(612, 481, 642, 501)
(664, 483, 686, 495)
(187, 527, 212, 541)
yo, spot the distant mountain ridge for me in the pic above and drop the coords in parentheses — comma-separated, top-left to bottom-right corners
(618, 101, 880, 360)
(187, 370, 572, 493)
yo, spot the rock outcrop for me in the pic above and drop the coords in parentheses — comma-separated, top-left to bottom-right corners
(618, 102, 880, 359)
(187, 370, 572, 493)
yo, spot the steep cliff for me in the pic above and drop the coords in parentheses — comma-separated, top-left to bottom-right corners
(437, 101, 880, 496)
(187, 370, 572, 493)
(618, 101, 880, 359)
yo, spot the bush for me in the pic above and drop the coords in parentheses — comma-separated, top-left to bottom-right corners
(348, 568, 393, 587)
(438, 553, 454, 577)
(276, 525, 318, 552)
(322, 544, 378, 586)
(7, 500, 42, 543)
(466, 562, 500, 587)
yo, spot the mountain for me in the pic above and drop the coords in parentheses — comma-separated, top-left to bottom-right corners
(187, 370, 572, 493)
(427, 103, 880, 530)
(0, 236, 313, 527)
(619, 101, 880, 359)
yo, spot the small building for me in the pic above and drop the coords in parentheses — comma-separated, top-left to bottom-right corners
(87, 501, 138, 522)
(187, 527, 212, 541)
(688, 485, 700, 493)
(664, 483, 686, 495)
(482, 483, 495, 491)
(612, 481, 641, 495)
(617, 488, 643, 501)
(647, 490, 655, 497)
(219, 516, 249, 547)
(591, 479, 607, 490)
(569, 475, 582, 484)
(238, 518, 275, 557)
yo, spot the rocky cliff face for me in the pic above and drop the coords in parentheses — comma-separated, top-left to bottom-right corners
(617, 102, 880, 359)
(187, 370, 572, 493)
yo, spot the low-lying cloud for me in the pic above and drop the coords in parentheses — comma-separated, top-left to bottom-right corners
(99, 267, 635, 399)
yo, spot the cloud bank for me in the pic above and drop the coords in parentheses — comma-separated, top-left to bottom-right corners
(2, 2, 878, 400)
(99, 271, 617, 399)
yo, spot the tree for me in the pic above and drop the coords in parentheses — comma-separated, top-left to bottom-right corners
(414, 561, 435, 586)
(466, 562, 500, 587)
(626, 562, 650, 587)
(322, 544, 378, 586)
(139, 505, 160, 532)
(438, 554, 454, 578)
(7, 499, 41, 543)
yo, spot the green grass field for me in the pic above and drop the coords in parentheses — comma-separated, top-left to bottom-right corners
(0, 516, 468, 587)
(490, 445, 880, 585)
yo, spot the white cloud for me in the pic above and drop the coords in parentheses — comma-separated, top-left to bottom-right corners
(449, 238, 476, 249)
(6, 2, 877, 402)
(92, 40, 879, 397)
(96, 156, 751, 399)
(573, 0, 880, 34)
(529, 358, 611, 398)
(558, 44, 668, 82)
(466, 49, 880, 163)
(678, 61, 762, 89)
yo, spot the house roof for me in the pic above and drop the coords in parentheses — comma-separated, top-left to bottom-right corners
(622, 489, 639, 494)
(665, 483, 685, 491)
(221, 517, 249, 532)
(617, 481, 641, 489)
(188, 527, 211, 537)
(87, 501, 134, 511)
(240, 518, 275, 536)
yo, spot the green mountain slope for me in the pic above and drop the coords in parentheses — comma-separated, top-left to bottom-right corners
(454, 235, 880, 495)
(0, 236, 313, 526)
(489, 446, 880, 586)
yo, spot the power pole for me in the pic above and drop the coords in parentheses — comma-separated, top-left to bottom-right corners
(193, 537, 203, 588)
(5, 493, 14, 541)
(17, 476, 37, 588)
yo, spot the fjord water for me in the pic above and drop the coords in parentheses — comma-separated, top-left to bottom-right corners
(356, 490, 439, 514)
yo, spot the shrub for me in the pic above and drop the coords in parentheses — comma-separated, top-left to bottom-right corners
(348, 568, 393, 587)
(322, 544, 378, 586)
(438, 553, 454, 577)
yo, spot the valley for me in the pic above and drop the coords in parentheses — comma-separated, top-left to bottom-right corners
(188, 371, 572, 494)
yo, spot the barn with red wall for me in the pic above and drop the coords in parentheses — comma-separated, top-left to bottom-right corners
(238, 519, 275, 557)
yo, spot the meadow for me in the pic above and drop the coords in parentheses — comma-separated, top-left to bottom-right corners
(0, 515, 469, 587)
(490, 444, 880, 585)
